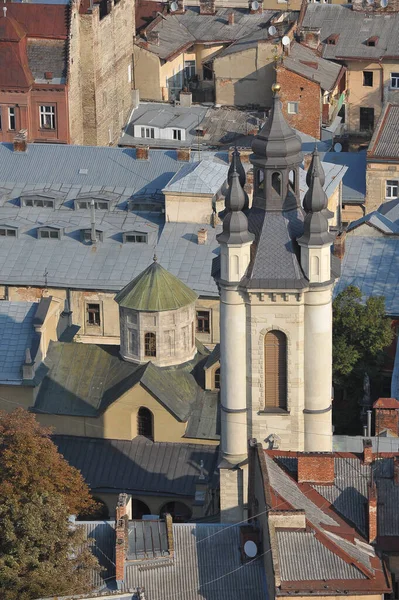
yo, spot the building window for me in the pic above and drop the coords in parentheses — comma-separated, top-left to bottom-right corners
(257, 169, 264, 191)
(289, 170, 296, 192)
(386, 180, 398, 199)
(196, 310, 210, 334)
(144, 332, 156, 357)
(140, 127, 155, 139)
(38, 229, 60, 239)
(8, 107, 15, 131)
(360, 107, 374, 132)
(327, 34, 339, 45)
(0, 228, 16, 237)
(137, 407, 154, 440)
(366, 36, 378, 47)
(391, 73, 399, 88)
(128, 64, 132, 83)
(264, 330, 287, 409)
(82, 229, 103, 242)
(75, 200, 109, 210)
(87, 303, 101, 326)
(184, 60, 196, 80)
(123, 233, 148, 243)
(23, 197, 54, 208)
(363, 71, 373, 87)
(40, 105, 56, 130)
(130, 329, 138, 354)
(287, 102, 298, 114)
(173, 129, 182, 141)
(214, 368, 220, 390)
(272, 172, 282, 195)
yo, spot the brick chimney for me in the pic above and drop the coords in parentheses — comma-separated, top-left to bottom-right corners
(368, 482, 377, 544)
(115, 493, 129, 586)
(199, 0, 216, 15)
(297, 454, 335, 485)
(147, 30, 160, 45)
(333, 231, 346, 260)
(363, 438, 373, 465)
(136, 145, 149, 160)
(197, 228, 208, 245)
(373, 398, 399, 436)
(177, 147, 191, 162)
(228, 11, 235, 25)
(165, 513, 174, 557)
(13, 129, 28, 152)
(300, 28, 321, 50)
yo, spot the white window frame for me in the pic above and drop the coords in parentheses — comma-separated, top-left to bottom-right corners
(140, 127, 155, 139)
(8, 107, 15, 131)
(391, 73, 399, 89)
(287, 102, 299, 114)
(386, 180, 398, 199)
(39, 105, 56, 130)
(173, 129, 182, 141)
(38, 228, 60, 240)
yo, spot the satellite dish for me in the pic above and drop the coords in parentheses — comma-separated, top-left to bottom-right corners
(251, 0, 260, 10)
(282, 35, 290, 46)
(334, 142, 342, 153)
(268, 25, 277, 36)
(381, 0, 388, 7)
(244, 540, 258, 558)
(367, 0, 374, 5)
(170, 1, 178, 10)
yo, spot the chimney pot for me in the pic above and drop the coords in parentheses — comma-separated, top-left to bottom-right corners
(115, 493, 129, 585)
(228, 11, 235, 25)
(197, 228, 208, 245)
(177, 147, 191, 162)
(363, 438, 373, 465)
(13, 129, 28, 152)
(373, 397, 399, 436)
(136, 145, 149, 160)
(297, 454, 335, 485)
(44, 71, 53, 80)
(333, 231, 346, 260)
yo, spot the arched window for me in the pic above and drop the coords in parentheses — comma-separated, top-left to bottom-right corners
(257, 169, 264, 190)
(264, 331, 287, 409)
(272, 172, 282, 196)
(214, 368, 220, 390)
(137, 407, 154, 440)
(144, 332, 156, 357)
(289, 170, 296, 192)
(160, 501, 192, 523)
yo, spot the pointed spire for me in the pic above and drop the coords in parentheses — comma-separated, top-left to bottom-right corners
(298, 160, 334, 247)
(217, 167, 254, 245)
(228, 146, 246, 188)
(305, 145, 325, 188)
(303, 147, 333, 220)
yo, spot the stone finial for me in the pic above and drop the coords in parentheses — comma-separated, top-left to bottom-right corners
(217, 167, 254, 245)
(228, 146, 246, 188)
(306, 145, 325, 188)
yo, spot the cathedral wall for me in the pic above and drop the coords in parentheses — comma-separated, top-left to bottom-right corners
(247, 294, 305, 451)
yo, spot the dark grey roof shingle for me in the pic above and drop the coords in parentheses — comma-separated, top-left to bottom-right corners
(283, 42, 342, 91)
(27, 38, 67, 83)
(368, 104, 399, 159)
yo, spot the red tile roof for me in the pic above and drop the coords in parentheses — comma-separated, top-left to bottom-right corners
(373, 397, 399, 409)
(1, 4, 68, 39)
(0, 41, 34, 88)
(0, 14, 26, 42)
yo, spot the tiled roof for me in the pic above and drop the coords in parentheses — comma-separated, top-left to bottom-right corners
(0, 4, 68, 39)
(0, 39, 34, 88)
(321, 150, 366, 204)
(335, 235, 399, 316)
(0, 301, 37, 382)
(53, 435, 219, 497)
(139, 7, 277, 61)
(27, 38, 67, 84)
(123, 523, 267, 600)
(302, 4, 399, 60)
(282, 42, 343, 91)
(348, 211, 399, 235)
(164, 160, 228, 194)
(368, 104, 399, 159)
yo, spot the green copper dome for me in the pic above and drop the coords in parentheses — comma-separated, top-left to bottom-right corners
(115, 259, 198, 312)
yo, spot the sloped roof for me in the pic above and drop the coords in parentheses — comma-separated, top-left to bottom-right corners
(53, 435, 218, 497)
(302, 4, 399, 60)
(163, 160, 229, 194)
(115, 260, 198, 311)
(368, 103, 399, 159)
(0, 40, 34, 88)
(27, 38, 67, 83)
(0, 4, 68, 39)
(0, 14, 26, 42)
(0, 301, 37, 382)
(282, 42, 343, 92)
(347, 210, 399, 235)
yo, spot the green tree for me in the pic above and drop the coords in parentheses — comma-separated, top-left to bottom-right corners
(333, 286, 394, 433)
(0, 408, 100, 600)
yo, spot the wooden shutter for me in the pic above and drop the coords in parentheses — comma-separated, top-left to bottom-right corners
(264, 331, 287, 409)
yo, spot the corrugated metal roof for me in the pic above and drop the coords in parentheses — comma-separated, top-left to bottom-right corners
(302, 4, 399, 60)
(277, 530, 367, 581)
(0, 301, 37, 382)
(368, 104, 399, 159)
(80, 521, 116, 590)
(123, 523, 267, 600)
(283, 42, 342, 92)
(322, 151, 366, 204)
(128, 520, 169, 560)
(53, 436, 218, 497)
(164, 160, 228, 194)
(299, 160, 347, 204)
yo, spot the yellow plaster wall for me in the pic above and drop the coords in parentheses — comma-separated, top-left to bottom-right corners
(0, 385, 34, 412)
(164, 192, 215, 224)
(366, 161, 399, 213)
(134, 45, 162, 101)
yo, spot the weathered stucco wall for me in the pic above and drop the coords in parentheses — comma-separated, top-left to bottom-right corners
(366, 161, 399, 213)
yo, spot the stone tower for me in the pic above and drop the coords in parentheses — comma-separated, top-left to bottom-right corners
(214, 85, 338, 522)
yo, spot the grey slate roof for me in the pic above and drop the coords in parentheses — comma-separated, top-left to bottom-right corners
(123, 523, 267, 600)
(53, 435, 218, 497)
(35, 341, 219, 439)
(0, 301, 37, 382)
(283, 42, 343, 91)
(348, 210, 399, 235)
(276, 530, 366, 581)
(140, 7, 276, 60)
(302, 4, 399, 60)
(368, 103, 399, 159)
(164, 160, 228, 194)
(299, 160, 347, 206)
(322, 150, 366, 204)
(335, 235, 399, 316)
(27, 38, 67, 84)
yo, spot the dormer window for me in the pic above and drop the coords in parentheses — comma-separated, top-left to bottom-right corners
(327, 34, 339, 45)
(366, 36, 378, 47)
(0, 226, 17, 238)
(38, 226, 62, 240)
(75, 199, 109, 210)
(82, 229, 104, 242)
(123, 232, 148, 243)
(21, 195, 55, 208)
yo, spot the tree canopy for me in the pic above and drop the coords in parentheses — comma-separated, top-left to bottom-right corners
(0, 408, 99, 600)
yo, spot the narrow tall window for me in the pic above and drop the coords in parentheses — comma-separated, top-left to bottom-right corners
(214, 368, 220, 390)
(144, 332, 156, 357)
(272, 172, 282, 196)
(363, 71, 373, 87)
(359, 107, 374, 132)
(196, 310, 210, 333)
(264, 331, 287, 409)
(173, 129, 182, 140)
(40, 105, 56, 129)
(87, 303, 101, 326)
(8, 107, 15, 131)
(289, 170, 296, 192)
(257, 169, 264, 191)
(137, 407, 154, 440)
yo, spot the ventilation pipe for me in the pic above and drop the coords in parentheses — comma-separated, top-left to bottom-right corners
(90, 200, 96, 244)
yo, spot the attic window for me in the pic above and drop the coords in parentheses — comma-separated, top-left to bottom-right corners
(82, 229, 103, 242)
(327, 34, 339, 45)
(38, 228, 61, 240)
(0, 227, 17, 237)
(22, 196, 55, 208)
(75, 199, 109, 210)
(366, 36, 378, 47)
(123, 232, 148, 243)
